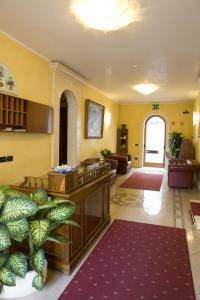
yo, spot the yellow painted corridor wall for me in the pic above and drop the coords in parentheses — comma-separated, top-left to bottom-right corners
(0, 33, 52, 184)
(119, 102, 193, 167)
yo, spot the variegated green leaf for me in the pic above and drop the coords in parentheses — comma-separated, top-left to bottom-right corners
(30, 219, 50, 247)
(7, 252, 27, 278)
(0, 224, 11, 251)
(47, 234, 71, 245)
(0, 190, 7, 209)
(0, 253, 7, 268)
(6, 190, 26, 198)
(12, 232, 27, 243)
(32, 274, 44, 290)
(31, 249, 45, 274)
(61, 219, 80, 227)
(52, 198, 74, 205)
(0, 197, 38, 222)
(32, 188, 48, 206)
(46, 203, 75, 222)
(37, 201, 57, 210)
(7, 219, 29, 238)
(0, 267, 16, 286)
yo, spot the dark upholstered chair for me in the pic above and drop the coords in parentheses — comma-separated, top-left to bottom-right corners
(168, 159, 199, 188)
(104, 158, 118, 184)
(179, 139, 195, 160)
(109, 153, 132, 174)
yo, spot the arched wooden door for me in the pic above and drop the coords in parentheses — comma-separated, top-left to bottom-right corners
(143, 115, 166, 168)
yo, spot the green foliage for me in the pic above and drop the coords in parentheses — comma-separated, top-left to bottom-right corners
(168, 132, 183, 158)
(32, 274, 44, 290)
(0, 254, 7, 269)
(100, 148, 111, 159)
(0, 196, 38, 222)
(0, 267, 16, 286)
(46, 203, 75, 223)
(7, 252, 27, 278)
(0, 224, 11, 251)
(31, 188, 48, 206)
(31, 249, 45, 274)
(7, 219, 29, 238)
(0, 190, 7, 209)
(30, 220, 50, 247)
(0, 185, 78, 293)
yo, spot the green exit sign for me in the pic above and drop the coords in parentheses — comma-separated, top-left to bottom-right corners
(152, 104, 159, 110)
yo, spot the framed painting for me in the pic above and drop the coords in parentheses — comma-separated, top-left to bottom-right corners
(85, 99, 105, 138)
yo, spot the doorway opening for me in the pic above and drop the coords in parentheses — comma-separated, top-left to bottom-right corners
(143, 115, 166, 168)
(59, 92, 68, 165)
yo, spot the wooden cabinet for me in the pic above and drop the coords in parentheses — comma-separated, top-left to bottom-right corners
(117, 128, 128, 154)
(0, 92, 53, 133)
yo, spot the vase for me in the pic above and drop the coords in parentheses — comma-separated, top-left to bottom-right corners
(0, 261, 47, 299)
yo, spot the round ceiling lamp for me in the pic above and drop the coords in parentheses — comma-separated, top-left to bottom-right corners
(70, 0, 140, 32)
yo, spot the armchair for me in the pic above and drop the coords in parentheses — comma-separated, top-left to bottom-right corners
(109, 153, 132, 174)
(168, 159, 199, 188)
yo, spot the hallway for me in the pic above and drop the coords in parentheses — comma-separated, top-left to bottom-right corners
(24, 168, 200, 300)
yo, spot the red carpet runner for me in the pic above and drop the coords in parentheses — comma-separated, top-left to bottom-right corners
(59, 219, 195, 300)
(120, 172, 163, 191)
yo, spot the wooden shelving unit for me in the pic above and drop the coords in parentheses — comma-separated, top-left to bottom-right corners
(117, 127, 128, 154)
(0, 92, 53, 133)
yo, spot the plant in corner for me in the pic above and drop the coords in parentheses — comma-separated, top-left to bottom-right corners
(168, 131, 183, 158)
(0, 185, 78, 296)
(100, 148, 111, 159)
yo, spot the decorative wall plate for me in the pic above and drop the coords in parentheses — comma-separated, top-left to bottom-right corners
(0, 64, 17, 95)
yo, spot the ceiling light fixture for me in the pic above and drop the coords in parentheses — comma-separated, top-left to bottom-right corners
(133, 83, 160, 95)
(70, 0, 140, 32)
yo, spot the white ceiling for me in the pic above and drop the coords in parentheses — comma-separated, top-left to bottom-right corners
(0, 0, 200, 103)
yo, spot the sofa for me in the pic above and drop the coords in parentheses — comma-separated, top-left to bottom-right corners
(109, 153, 132, 174)
(168, 159, 199, 188)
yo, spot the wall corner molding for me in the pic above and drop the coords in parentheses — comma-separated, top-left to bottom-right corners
(49, 62, 86, 87)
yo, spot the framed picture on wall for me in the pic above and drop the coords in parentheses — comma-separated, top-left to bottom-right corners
(85, 99, 105, 138)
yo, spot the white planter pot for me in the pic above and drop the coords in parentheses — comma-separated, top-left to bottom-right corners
(0, 261, 47, 299)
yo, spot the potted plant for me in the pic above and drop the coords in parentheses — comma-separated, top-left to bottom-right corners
(0, 185, 78, 298)
(168, 132, 183, 158)
(100, 148, 111, 159)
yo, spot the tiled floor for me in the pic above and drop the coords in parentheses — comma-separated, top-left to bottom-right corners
(5, 168, 200, 300)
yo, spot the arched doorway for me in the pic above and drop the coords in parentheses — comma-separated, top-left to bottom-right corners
(143, 115, 166, 168)
(58, 90, 78, 167)
(59, 92, 68, 165)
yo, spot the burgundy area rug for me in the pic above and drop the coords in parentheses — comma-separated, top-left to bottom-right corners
(59, 219, 195, 300)
(120, 172, 163, 191)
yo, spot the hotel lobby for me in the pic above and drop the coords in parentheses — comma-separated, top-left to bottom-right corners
(0, 0, 200, 299)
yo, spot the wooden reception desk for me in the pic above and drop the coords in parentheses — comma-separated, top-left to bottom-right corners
(13, 163, 111, 274)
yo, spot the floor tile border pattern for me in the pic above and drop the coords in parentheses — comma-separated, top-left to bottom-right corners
(173, 189, 185, 228)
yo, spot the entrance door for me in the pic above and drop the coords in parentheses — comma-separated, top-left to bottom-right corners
(59, 93, 68, 165)
(143, 116, 166, 168)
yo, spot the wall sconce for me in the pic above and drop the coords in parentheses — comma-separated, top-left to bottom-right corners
(182, 110, 189, 114)
(104, 111, 111, 127)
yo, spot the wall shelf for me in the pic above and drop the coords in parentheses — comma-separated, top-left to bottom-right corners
(0, 92, 53, 133)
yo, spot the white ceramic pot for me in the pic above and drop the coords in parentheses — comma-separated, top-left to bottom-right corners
(0, 261, 47, 299)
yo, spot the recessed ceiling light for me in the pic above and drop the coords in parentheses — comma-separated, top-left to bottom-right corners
(70, 0, 140, 32)
(133, 83, 160, 95)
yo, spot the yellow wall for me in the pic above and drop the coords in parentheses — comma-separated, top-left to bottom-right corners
(193, 93, 200, 162)
(119, 102, 193, 167)
(79, 86, 119, 160)
(0, 33, 52, 184)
